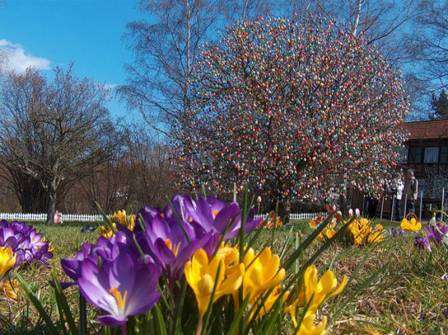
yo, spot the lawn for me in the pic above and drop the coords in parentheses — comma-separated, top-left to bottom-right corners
(2, 220, 447, 334)
(257, 225, 448, 334)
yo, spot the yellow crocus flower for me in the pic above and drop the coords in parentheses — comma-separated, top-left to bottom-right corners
(296, 310, 327, 335)
(400, 217, 421, 232)
(98, 223, 116, 238)
(184, 246, 244, 317)
(111, 210, 127, 225)
(111, 210, 135, 231)
(286, 265, 347, 327)
(322, 226, 336, 240)
(348, 218, 374, 245)
(309, 217, 337, 241)
(241, 247, 286, 303)
(128, 214, 136, 231)
(257, 285, 289, 318)
(367, 224, 384, 243)
(308, 217, 322, 229)
(0, 279, 18, 300)
(0, 247, 16, 277)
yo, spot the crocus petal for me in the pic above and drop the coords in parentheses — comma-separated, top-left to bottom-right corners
(78, 260, 119, 315)
(97, 315, 127, 326)
(124, 263, 161, 316)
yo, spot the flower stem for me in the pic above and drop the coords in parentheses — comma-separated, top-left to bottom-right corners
(195, 316, 203, 335)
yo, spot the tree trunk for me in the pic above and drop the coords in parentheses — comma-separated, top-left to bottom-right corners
(276, 196, 291, 224)
(20, 191, 34, 213)
(46, 188, 56, 225)
(284, 199, 291, 224)
(338, 191, 350, 216)
(352, 0, 363, 36)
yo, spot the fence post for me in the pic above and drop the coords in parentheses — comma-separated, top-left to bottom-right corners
(419, 190, 423, 222)
(404, 194, 408, 217)
(390, 196, 395, 222)
(361, 195, 366, 217)
(442, 187, 445, 216)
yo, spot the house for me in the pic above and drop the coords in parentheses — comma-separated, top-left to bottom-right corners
(352, 119, 448, 219)
(402, 119, 448, 202)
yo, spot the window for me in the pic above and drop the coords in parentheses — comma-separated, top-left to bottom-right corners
(397, 146, 407, 163)
(441, 146, 448, 164)
(408, 146, 422, 163)
(424, 147, 439, 164)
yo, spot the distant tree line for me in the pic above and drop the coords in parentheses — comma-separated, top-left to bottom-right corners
(0, 67, 174, 223)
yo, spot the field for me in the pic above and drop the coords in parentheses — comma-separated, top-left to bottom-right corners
(2, 220, 448, 334)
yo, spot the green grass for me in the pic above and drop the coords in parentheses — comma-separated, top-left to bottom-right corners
(258, 222, 448, 334)
(2, 221, 448, 334)
(0, 224, 98, 335)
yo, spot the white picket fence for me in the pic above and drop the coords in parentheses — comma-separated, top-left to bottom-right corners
(0, 212, 324, 223)
(255, 212, 325, 221)
(0, 213, 103, 222)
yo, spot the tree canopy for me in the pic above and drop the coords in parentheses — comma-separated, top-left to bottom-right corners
(175, 16, 408, 208)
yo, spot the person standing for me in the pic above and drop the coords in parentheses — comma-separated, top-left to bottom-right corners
(394, 173, 404, 220)
(403, 169, 418, 215)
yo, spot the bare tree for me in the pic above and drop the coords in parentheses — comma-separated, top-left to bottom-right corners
(0, 166, 47, 212)
(79, 131, 132, 213)
(125, 129, 174, 208)
(0, 67, 115, 223)
(76, 126, 174, 212)
(289, 0, 421, 63)
(413, 1, 448, 90)
(119, 0, 229, 137)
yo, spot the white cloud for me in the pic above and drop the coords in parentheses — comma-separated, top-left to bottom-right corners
(0, 39, 50, 73)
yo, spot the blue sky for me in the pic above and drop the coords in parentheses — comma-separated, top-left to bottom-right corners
(0, 0, 144, 120)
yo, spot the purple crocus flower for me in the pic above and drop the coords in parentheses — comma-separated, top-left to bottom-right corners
(414, 236, 432, 252)
(77, 244, 161, 327)
(443, 308, 448, 319)
(0, 220, 53, 267)
(61, 232, 131, 285)
(138, 203, 217, 279)
(425, 223, 448, 243)
(174, 195, 261, 239)
(136, 195, 261, 279)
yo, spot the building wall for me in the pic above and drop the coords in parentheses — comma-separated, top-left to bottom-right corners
(403, 139, 448, 200)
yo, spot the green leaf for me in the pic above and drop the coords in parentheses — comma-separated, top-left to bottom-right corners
(79, 291, 88, 335)
(51, 272, 78, 334)
(201, 263, 223, 335)
(225, 296, 250, 335)
(152, 304, 168, 335)
(171, 281, 187, 335)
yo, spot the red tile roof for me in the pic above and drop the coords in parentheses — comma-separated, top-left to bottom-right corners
(404, 119, 448, 140)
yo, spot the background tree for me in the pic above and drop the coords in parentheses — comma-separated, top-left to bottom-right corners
(288, 0, 420, 61)
(78, 128, 174, 212)
(0, 67, 116, 223)
(289, 0, 426, 118)
(430, 89, 448, 119)
(414, 0, 448, 86)
(119, 0, 228, 137)
(125, 128, 174, 208)
(176, 16, 408, 213)
(119, 0, 288, 138)
(410, 0, 448, 117)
